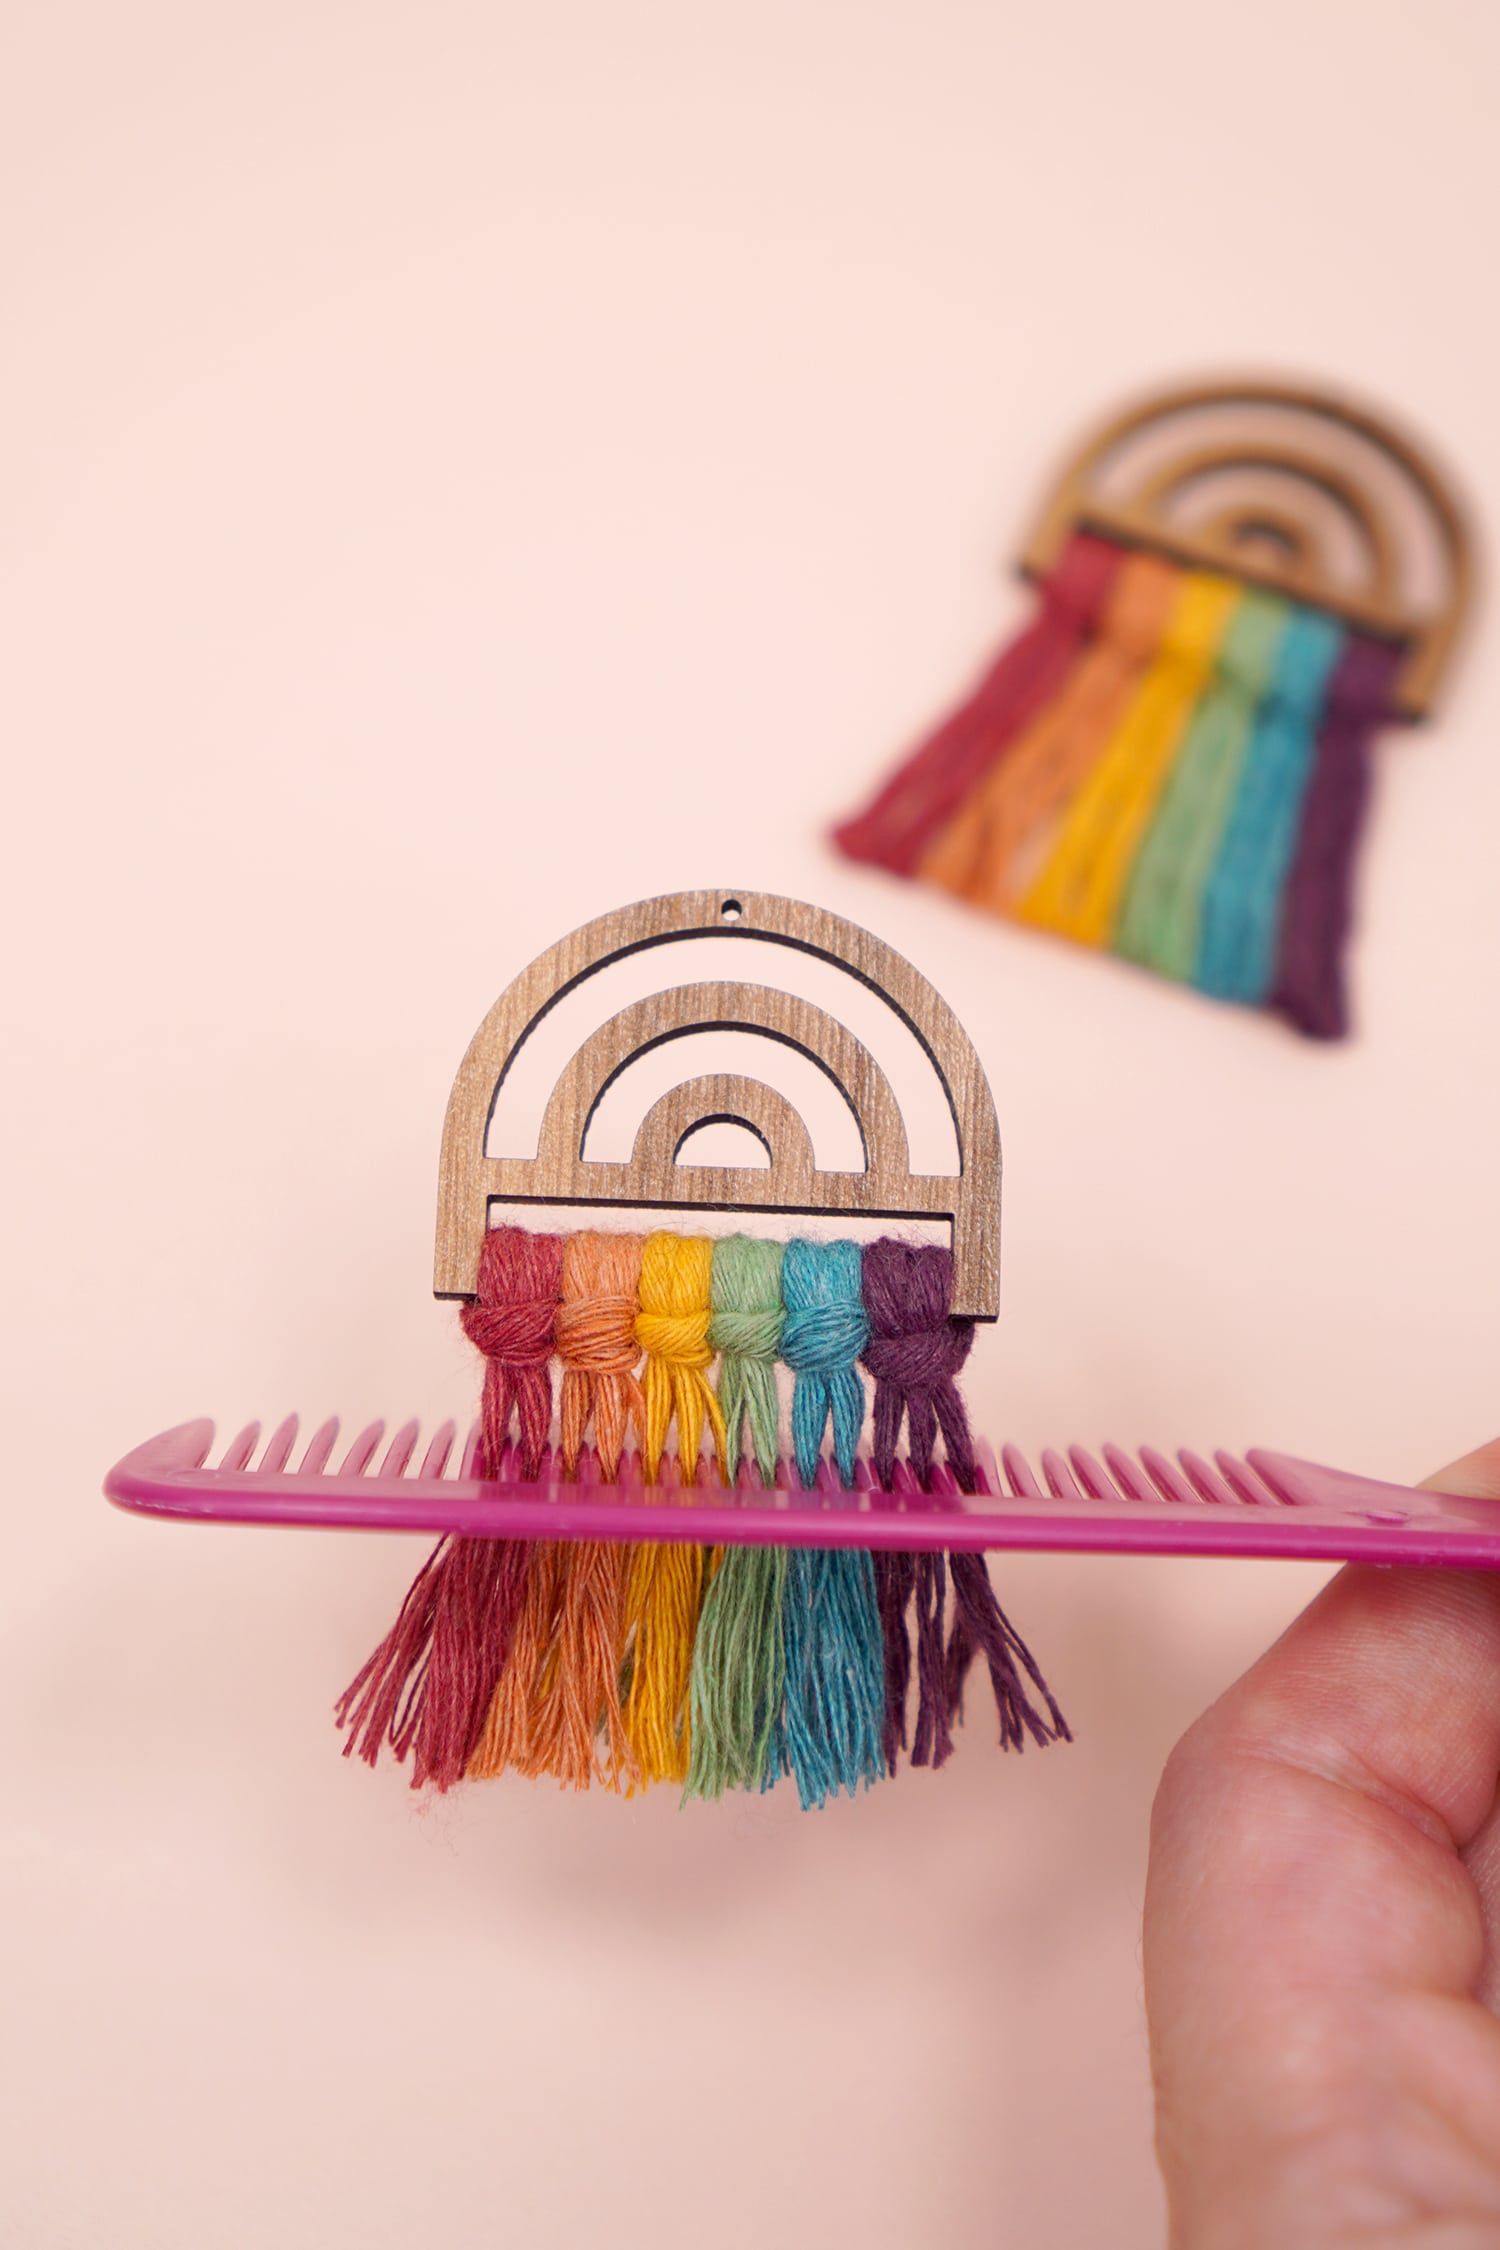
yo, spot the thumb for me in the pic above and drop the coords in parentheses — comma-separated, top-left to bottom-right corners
(1145, 1439, 1500, 2247)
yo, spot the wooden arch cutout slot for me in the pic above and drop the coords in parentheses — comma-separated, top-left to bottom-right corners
(433, 890, 1003, 1319)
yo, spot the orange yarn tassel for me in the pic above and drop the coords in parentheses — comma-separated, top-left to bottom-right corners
(467, 1542, 563, 1778)
(530, 1232, 645, 1789)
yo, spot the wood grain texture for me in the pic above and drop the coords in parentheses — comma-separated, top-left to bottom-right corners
(1018, 374, 1473, 720)
(434, 890, 1002, 1318)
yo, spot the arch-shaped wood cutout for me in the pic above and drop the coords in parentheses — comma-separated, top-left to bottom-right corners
(1134, 441, 1402, 605)
(643, 1077, 812, 1178)
(541, 985, 911, 1177)
(1019, 376, 1474, 719)
(1197, 506, 1313, 573)
(435, 891, 1001, 1318)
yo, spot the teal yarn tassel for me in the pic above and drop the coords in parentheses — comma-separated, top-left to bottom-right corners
(777, 1240, 886, 1809)
(685, 1238, 788, 1800)
(1195, 608, 1345, 1004)
(776, 1543, 885, 1811)
(781, 1240, 868, 1486)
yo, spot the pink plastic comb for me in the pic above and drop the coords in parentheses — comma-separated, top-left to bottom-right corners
(105, 1418, 1500, 1568)
(105, 893, 1484, 1569)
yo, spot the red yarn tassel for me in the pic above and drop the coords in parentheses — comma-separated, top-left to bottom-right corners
(335, 1228, 562, 1783)
(334, 1538, 447, 1767)
(410, 1537, 532, 1791)
(831, 533, 1121, 877)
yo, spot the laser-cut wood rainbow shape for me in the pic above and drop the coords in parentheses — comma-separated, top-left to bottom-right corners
(432, 888, 1002, 1319)
(1021, 375, 1471, 720)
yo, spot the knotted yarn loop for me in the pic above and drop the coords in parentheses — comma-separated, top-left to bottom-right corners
(460, 1299, 557, 1366)
(780, 1303, 868, 1375)
(708, 1306, 782, 1363)
(555, 1294, 639, 1375)
(634, 1309, 713, 1369)
(860, 1321, 973, 1391)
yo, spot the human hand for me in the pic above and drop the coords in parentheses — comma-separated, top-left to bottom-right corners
(1145, 1440, 1500, 2248)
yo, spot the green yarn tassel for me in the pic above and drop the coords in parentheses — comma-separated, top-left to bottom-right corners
(710, 1236, 784, 1480)
(1114, 592, 1288, 979)
(685, 1237, 789, 1800)
(684, 1544, 789, 1799)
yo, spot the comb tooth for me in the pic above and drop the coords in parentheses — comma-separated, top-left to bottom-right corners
(258, 1416, 299, 1474)
(1244, 1455, 1324, 1508)
(1001, 1444, 1043, 1500)
(377, 1420, 421, 1479)
(219, 1422, 261, 1472)
(1139, 1446, 1200, 1507)
(337, 1422, 385, 1478)
(458, 1420, 485, 1478)
(1102, 1445, 1159, 1503)
(417, 1420, 458, 1480)
(1179, 1450, 1234, 1506)
(1215, 1450, 1283, 1507)
(299, 1418, 340, 1474)
(972, 1438, 1001, 1495)
(1068, 1446, 1117, 1500)
(1040, 1448, 1084, 1502)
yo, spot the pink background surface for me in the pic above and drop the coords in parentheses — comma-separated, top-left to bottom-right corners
(5, 4, 1500, 2245)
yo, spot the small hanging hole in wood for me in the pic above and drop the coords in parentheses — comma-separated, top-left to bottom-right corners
(719, 898, 744, 923)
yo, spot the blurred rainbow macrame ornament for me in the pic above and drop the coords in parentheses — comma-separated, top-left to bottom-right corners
(833, 377, 1471, 1038)
(107, 893, 1500, 1809)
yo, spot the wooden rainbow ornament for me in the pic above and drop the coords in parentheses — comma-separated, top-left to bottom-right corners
(106, 891, 1500, 1807)
(833, 376, 1473, 1038)
(385, 887, 1053, 1804)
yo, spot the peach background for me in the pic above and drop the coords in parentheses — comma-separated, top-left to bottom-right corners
(5, 4, 1500, 2245)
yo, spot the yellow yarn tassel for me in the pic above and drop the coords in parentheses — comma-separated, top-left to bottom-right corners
(1018, 573, 1239, 945)
(621, 1233, 727, 1788)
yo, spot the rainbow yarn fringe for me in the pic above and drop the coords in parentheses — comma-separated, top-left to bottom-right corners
(337, 1227, 1069, 1809)
(833, 531, 1403, 1039)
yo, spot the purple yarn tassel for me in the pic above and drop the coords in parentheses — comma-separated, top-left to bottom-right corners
(1269, 636, 1401, 1041)
(946, 1553, 1071, 1751)
(861, 1239, 1069, 1759)
(873, 1550, 916, 1774)
(910, 1551, 953, 1768)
